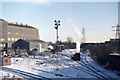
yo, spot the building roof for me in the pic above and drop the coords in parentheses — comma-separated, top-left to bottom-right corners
(0, 19, 6, 21)
(0, 18, 37, 29)
(8, 23, 37, 29)
(18, 39, 47, 43)
(110, 39, 120, 42)
(109, 53, 120, 56)
(25, 40, 47, 43)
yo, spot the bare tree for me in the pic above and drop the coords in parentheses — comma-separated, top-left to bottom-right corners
(66, 37, 73, 43)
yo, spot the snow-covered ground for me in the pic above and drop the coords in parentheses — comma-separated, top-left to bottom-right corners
(0, 49, 120, 79)
(82, 51, 120, 78)
(0, 70, 22, 79)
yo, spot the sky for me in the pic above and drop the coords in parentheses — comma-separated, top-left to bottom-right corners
(0, 1, 119, 43)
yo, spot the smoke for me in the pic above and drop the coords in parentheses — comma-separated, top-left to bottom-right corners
(66, 15, 82, 41)
(66, 15, 82, 52)
(72, 24, 82, 39)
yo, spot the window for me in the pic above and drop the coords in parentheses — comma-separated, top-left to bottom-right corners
(8, 38, 10, 41)
(1, 38, 5, 41)
(8, 32, 11, 34)
(15, 38, 18, 41)
(11, 38, 14, 41)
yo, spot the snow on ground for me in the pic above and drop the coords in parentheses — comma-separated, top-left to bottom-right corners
(0, 49, 120, 79)
(4, 55, 95, 78)
(0, 70, 22, 79)
(82, 51, 120, 79)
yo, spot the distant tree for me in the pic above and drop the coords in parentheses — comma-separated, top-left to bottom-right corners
(89, 45, 113, 65)
(66, 37, 73, 43)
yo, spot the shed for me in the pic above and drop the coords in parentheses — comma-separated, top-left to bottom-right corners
(12, 39, 48, 52)
(107, 53, 120, 71)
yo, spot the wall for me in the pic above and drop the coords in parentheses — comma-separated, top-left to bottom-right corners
(7, 25, 39, 48)
(0, 20, 8, 51)
(29, 42, 38, 51)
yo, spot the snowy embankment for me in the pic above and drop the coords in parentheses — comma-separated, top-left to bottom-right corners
(82, 52, 120, 78)
(0, 70, 22, 79)
(0, 49, 120, 79)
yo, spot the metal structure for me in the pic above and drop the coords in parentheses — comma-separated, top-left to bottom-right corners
(54, 20, 60, 42)
(54, 20, 60, 70)
(82, 27, 86, 43)
(112, 24, 120, 39)
(112, 24, 120, 54)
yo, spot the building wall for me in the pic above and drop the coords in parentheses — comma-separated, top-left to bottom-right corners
(0, 20, 8, 51)
(7, 24, 39, 48)
(12, 39, 48, 52)
(0, 19, 40, 54)
(29, 42, 38, 51)
(41, 43, 48, 52)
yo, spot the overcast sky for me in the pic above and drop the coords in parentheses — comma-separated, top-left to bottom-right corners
(1, 1, 119, 43)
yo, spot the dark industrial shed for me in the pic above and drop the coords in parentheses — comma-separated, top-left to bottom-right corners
(107, 54, 120, 71)
(12, 39, 48, 52)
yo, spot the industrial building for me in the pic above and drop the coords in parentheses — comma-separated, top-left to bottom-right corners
(0, 19, 40, 54)
(12, 39, 48, 53)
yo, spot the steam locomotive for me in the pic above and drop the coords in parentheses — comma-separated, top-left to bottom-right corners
(71, 53, 81, 61)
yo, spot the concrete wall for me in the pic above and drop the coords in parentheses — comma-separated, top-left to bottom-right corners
(30, 42, 38, 51)
(0, 19, 40, 54)
(0, 20, 8, 51)
(41, 43, 48, 52)
(7, 25, 39, 48)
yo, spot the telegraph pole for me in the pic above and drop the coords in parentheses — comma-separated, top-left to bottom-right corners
(54, 20, 60, 70)
(81, 27, 86, 61)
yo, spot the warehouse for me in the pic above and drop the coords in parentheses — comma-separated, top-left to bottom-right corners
(12, 39, 48, 53)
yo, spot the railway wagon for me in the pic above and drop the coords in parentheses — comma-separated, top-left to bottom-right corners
(71, 53, 81, 61)
(107, 54, 120, 71)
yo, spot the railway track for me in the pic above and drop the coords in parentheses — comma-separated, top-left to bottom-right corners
(28, 52, 112, 78)
(34, 56, 100, 78)
(59, 52, 112, 78)
(0, 67, 51, 80)
(36, 54, 104, 78)
(60, 54, 103, 78)
(32, 68, 73, 78)
(4, 53, 112, 79)
(82, 57, 112, 78)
